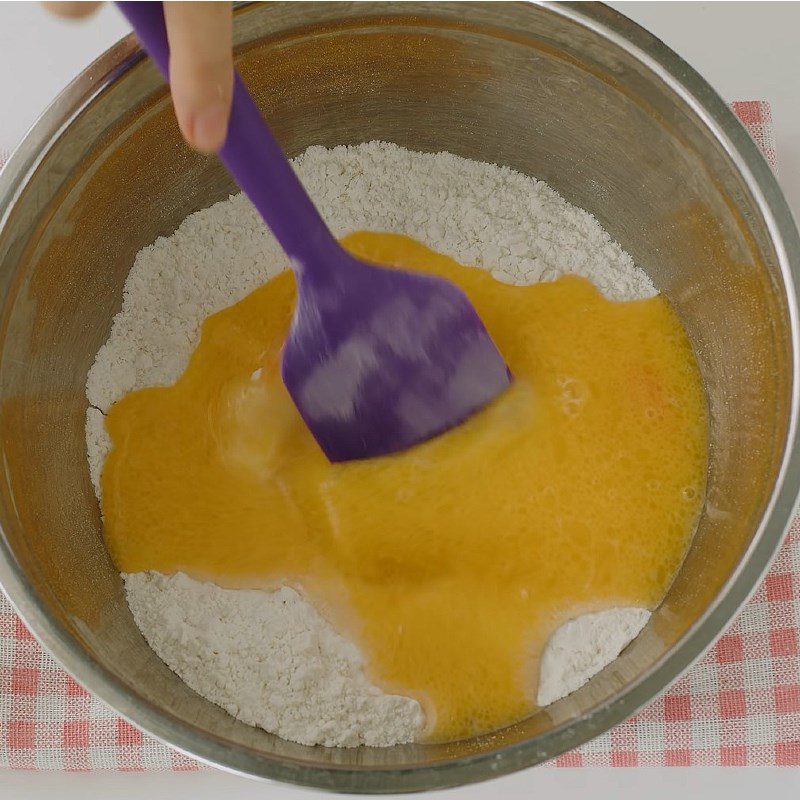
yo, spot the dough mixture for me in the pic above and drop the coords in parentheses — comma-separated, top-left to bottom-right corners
(86, 142, 707, 747)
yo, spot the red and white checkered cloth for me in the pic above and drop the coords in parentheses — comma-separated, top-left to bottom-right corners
(1, 101, 797, 771)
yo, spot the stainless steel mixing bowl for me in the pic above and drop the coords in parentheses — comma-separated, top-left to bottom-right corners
(0, 1, 798, 792)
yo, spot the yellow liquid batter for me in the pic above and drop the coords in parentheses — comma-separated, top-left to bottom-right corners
(102, 232, 708, 741)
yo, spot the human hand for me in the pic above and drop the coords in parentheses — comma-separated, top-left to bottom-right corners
(45, 2, 233, 153)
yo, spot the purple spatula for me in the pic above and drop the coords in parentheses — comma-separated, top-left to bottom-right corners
(118, 2, 511, 462)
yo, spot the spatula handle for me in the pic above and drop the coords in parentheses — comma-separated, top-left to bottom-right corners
(117, 2, 340, 271)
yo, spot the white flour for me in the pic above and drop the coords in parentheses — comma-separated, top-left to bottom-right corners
(86, 141, 656, 747)
(536, 608, 650, 707)
(125, 572, 425, 747)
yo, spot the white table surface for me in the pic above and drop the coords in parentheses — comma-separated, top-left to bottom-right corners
(0, 2, 798, 798)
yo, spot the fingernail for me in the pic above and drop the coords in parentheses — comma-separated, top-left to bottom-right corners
(191, 104, 228, 153)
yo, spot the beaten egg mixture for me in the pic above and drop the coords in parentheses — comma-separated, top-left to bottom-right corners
(102, 232, 707, 741)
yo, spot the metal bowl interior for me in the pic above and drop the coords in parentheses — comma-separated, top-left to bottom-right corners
(0, 1, 798, 792)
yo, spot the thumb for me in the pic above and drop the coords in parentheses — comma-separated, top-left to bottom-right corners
(42, 2, 102, 18)
(164, 2, 233, 153)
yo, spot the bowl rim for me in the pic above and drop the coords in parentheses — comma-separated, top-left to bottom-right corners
(0, 1, 799, 792)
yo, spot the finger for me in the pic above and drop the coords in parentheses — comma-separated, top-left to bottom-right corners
(164, 2, 233, 153)
(43, 2, 102, 19)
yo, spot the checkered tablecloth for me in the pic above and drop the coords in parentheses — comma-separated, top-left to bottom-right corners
(0, 101, 798, 771)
